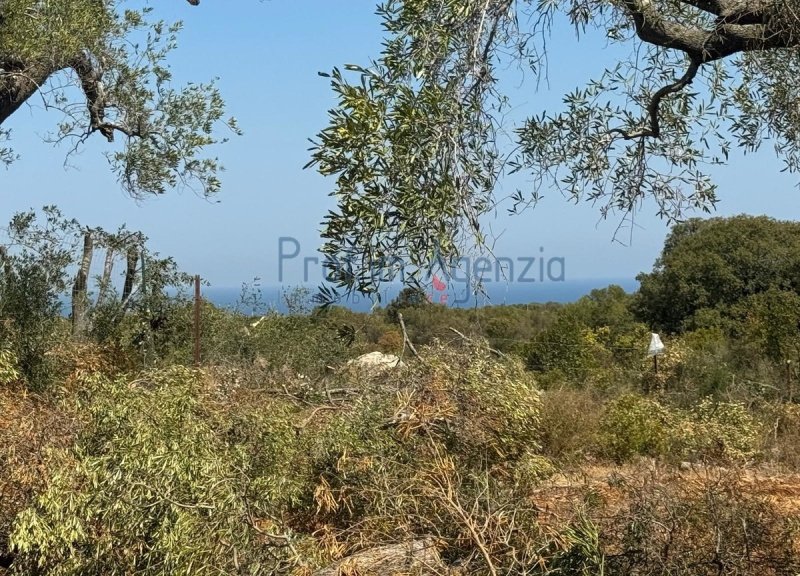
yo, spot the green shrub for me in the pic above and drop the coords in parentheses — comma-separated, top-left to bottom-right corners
(420, 342, 542, 463)
(600, 394, 760, 464)
(0, 259, 66, 390)
(669, 329, 735, 400)
(310, 341, 543, 484)
(730, 288, 800, 364)
(295, 342, 549, 572)
(0, 208, 76, 390)
(246, 313, 353, 375)
(0, 385, 79, 565)
(679, 398, 761, 462)
(545, 513, 606, 576)
(600, 394, 674, 461)
(10, 366, 276, 575)
(384, 286, 429, 324)
(526, 313, 595, 383)
(6, 343, 550, 575)
(0, 347, 19, 384)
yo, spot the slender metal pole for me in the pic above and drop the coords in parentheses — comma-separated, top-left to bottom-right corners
(194, 275, 201, 366)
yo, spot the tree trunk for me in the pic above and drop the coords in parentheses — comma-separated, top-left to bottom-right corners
(97, 247, 115, 305)
(0, 64, 53, 127)
(121, 244, 140, 306)
(0, 246, 9, 277)
(71, 230, 94, 339)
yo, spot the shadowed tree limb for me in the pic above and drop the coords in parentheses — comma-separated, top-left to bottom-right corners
(612, 0, 800, 140)
(0, 0, 236, 198)
(610, 57, 702, 140)
(622, 0, 800, 63)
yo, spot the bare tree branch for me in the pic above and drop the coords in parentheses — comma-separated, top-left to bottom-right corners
(612, 0, 800, 141)
(610, 57, 701, 139)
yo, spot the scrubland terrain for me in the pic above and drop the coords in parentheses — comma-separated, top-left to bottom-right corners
(3, 214, 800, 574)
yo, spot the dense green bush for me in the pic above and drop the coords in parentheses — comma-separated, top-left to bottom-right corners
(635, 215, 800, 335)
(10, 367, 275, 575)
(0, 225, 72, 389)
(600, 393, 760, 464)
(526, 313, 595, 383)
(384, 286, 429, 324)
(600, 394, 674, 461)
(667, 328, 735, 400)
(680, 398, 761, 462)
(730, 288, 800, 364)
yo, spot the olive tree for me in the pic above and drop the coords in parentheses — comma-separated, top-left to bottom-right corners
(308, 0, 800, 298)
(0, 0, 238, 197)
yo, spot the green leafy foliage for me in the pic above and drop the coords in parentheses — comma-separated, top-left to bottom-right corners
(526, 313, 592, 380)
(600, 394, 760, 463)
(0, 347, 18, 384)
(6, 342, 581, 575)
(680, 398, 761, 462)
(291, 342, 557, 573)
(0, 207, 77, 389)
(0, 0, 239, 197)
(385, 285, 429, 323)
(10, 367, 273, 576)
(730, 288, 800, 363)
(309, 0, 800, 298)
(635, 215, 800, 333)
(0, 0, 111, 62)
(600, 394, 674, 461)
(1, 210, 799, 574)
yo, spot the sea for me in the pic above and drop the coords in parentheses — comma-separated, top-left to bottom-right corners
(201, 278, 639, 314)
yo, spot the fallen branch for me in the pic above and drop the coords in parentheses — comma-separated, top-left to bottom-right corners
(397, 313, 422, 361)
(447, 327, 508, 359)
(311, 538, 447, 575)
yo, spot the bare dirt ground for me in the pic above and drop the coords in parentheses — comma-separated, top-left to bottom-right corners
(532, 460, 800, 521)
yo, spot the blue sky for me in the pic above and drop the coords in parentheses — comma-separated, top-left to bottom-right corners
(3, 1, 800, 292)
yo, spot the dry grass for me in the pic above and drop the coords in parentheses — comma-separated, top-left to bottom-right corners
(0, 386, 78, 558)
(528, 461, 800, 575)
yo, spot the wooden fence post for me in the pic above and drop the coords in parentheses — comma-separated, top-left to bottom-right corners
(194, 275, 201, 366)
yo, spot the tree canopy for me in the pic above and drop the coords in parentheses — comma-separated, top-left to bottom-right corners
(634, 215, 800, 333)
(308, 0, 800, 299)
(0, 0, 237, 197)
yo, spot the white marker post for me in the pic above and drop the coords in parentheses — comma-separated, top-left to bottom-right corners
(647, 333, 666, 376)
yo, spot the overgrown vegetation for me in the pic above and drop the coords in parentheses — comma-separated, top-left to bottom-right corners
(2, 212, 800, 574)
